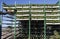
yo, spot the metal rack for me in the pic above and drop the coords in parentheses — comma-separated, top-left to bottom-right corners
(1, 0, 60, 39)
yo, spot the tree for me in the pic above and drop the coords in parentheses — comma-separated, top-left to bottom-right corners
(50, 30, 60, 39)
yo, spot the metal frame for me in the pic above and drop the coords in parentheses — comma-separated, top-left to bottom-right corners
(14, 1, 17, 39)
(28, 1, 31, 39)
(1, 0, 60, 39)
(44, 1, 46, 39)
(0, 13, 2, 39)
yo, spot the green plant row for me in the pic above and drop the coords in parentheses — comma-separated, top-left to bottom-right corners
(3, 4, 58, 7)
(46, 20, 60, 23)
(16, 8, 58, 10)
(4, 7, 58, 11)
(17, 16, 57, 19)
(16, 12, 58, 14)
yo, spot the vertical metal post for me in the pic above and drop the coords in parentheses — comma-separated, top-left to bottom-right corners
(0, 2, 2, 39)
(28, 1, 31, 39)
(0, 14, 2, 39)
(44, 1, 46, 39)
(58, 0, 60, 20)
(14, 1, 16, 39)
(58, 0, 60, 39)
(58, 1, 60, 39)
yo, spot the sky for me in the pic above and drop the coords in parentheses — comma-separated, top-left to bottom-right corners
(0, 0, 58, 27)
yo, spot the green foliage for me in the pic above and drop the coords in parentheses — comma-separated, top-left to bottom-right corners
(50, 30, 60, 39)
